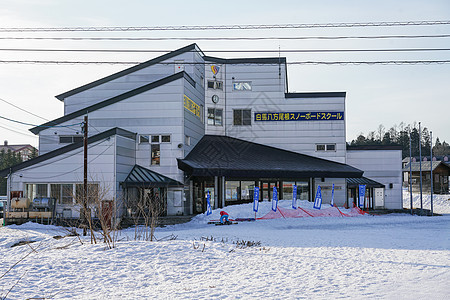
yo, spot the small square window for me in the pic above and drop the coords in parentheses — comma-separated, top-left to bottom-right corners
(59, 136, 72, 143)
(233, 109, 251, 126)
(316, 144, 326, 151)
(161, 135, 171, 143)
(232, 81, 252, 91)
(326, 144, 336, 151)
(151, 135, 160, 143)
(207, 80, 223, 90)
(207, 108, 223, 126)
(139, 135, 149, 143)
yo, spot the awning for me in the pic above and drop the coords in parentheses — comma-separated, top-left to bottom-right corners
(121, 165, 183, 188)
(177, 135, 363, 179)
(347, 177, 385, 188)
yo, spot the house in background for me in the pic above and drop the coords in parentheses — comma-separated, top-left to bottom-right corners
(0, 44, 403, 224)
(402, 161, 450, 194)
(0, 141, 36, 161)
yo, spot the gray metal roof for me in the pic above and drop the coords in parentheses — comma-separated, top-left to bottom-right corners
(402, 161, 450, 172)
(0, 128, 136, 177)
(347, 177, 385, 188)
(31, 71, 194, 135)
(122, 165, 183, 187)
(178, 135, 363, 178)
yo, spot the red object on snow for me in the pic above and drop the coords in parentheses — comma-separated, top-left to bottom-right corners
(220, 211, 228, 216)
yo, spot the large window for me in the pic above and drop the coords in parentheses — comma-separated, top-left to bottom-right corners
(76, 184, 100, 204)
(26, 184, 48, 199)
(225, 180, 256, 203)
(283, 182, 295, 200)
(151, 144, 160, 165)
(233, 109, 251, 126)
(207, 108, 223, 126)
(50, 184, 74, 204)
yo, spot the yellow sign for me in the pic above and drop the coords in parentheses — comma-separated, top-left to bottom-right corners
(183, 95, 202, 119)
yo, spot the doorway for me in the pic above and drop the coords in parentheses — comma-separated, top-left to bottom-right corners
(261, 181, 278, 201)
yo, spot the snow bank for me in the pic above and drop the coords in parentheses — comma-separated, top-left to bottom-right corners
(1, 198, 449, 299)
(403, 190, 450, 214)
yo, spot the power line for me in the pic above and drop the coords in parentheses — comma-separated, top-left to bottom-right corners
(0, 60, 449, 65)
(1, 34, 450, 41)
(1, 48, 450, 53)
(0, 97, 49, 121)
(1, 20, 449, 32)
(0, 115, 82, 128)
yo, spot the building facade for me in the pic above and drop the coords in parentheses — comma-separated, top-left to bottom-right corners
(0, 44, 403, 222)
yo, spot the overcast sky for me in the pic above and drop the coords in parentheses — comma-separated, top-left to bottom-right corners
(0, 0, 449, 147)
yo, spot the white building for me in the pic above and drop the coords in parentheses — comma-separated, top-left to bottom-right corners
(0, 44, 402, 222)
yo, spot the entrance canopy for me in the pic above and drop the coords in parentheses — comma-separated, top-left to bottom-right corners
(177, 135, 363, 178)
(122, 165, 183, 188)
(347, 177, 384, 188)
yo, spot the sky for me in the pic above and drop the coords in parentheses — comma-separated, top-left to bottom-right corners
(0, 0, 449, 147)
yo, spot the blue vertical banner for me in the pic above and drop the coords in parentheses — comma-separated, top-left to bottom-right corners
(272, 186, 278, 212)
(358, 185, 366, 208)
(253, 186, 260, 212)
(330, 183, 335, 207)
(206, 190, 212, 215)
(313, 186, 322, 209)
(292, 184, 298, 209)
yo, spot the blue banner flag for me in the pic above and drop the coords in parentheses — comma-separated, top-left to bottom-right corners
(358, 185, 366, 208)
(292, 185, 297, 209)
(206, 191, 212, 215)
(330, 184, 335, 207)
(313, 186, 322, 209)
(253, 187, 260, 212)
(272, 186, 278, 212)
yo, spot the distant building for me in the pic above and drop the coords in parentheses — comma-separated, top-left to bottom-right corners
(0, 141, 36, 161)
(402, 161, 450, 194)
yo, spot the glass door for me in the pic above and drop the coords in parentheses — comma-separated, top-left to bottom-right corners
(261, 181, 278, 201)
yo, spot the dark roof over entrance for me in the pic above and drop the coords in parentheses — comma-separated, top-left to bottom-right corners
(177, 135, 363, 178)
(121, 165, 183, 188)
(347, 177, 385, 188)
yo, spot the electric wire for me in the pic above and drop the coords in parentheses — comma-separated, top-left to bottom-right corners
(1, 20, 449, 32)
(0, 60, 449, 65)
(0, 115, 82, 128)
(15, 139, 112, 177)
(1, 34, 450, 41)
(0, 97, 49, 121)
(1, 48, 449, 53)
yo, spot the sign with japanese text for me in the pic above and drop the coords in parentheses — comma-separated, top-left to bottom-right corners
(183, 95, 202, 119)
(253, 186, 260, 212)
(358, 185, 366, 208)
(254, 111, 344, 122)
(206, 191, 212, 215)
(292, 185, 297, 209)
(313, 186, 322, 209)
(272, 186, 278, 212)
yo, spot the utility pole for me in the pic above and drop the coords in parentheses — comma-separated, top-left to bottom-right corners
(409, 131, 413, 215)
(82, 115, 88, 236)
(430, 131, 433, 216)
(419, 122, 423, 215)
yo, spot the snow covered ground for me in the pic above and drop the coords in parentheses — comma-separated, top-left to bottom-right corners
(1, 196, 449, 299)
